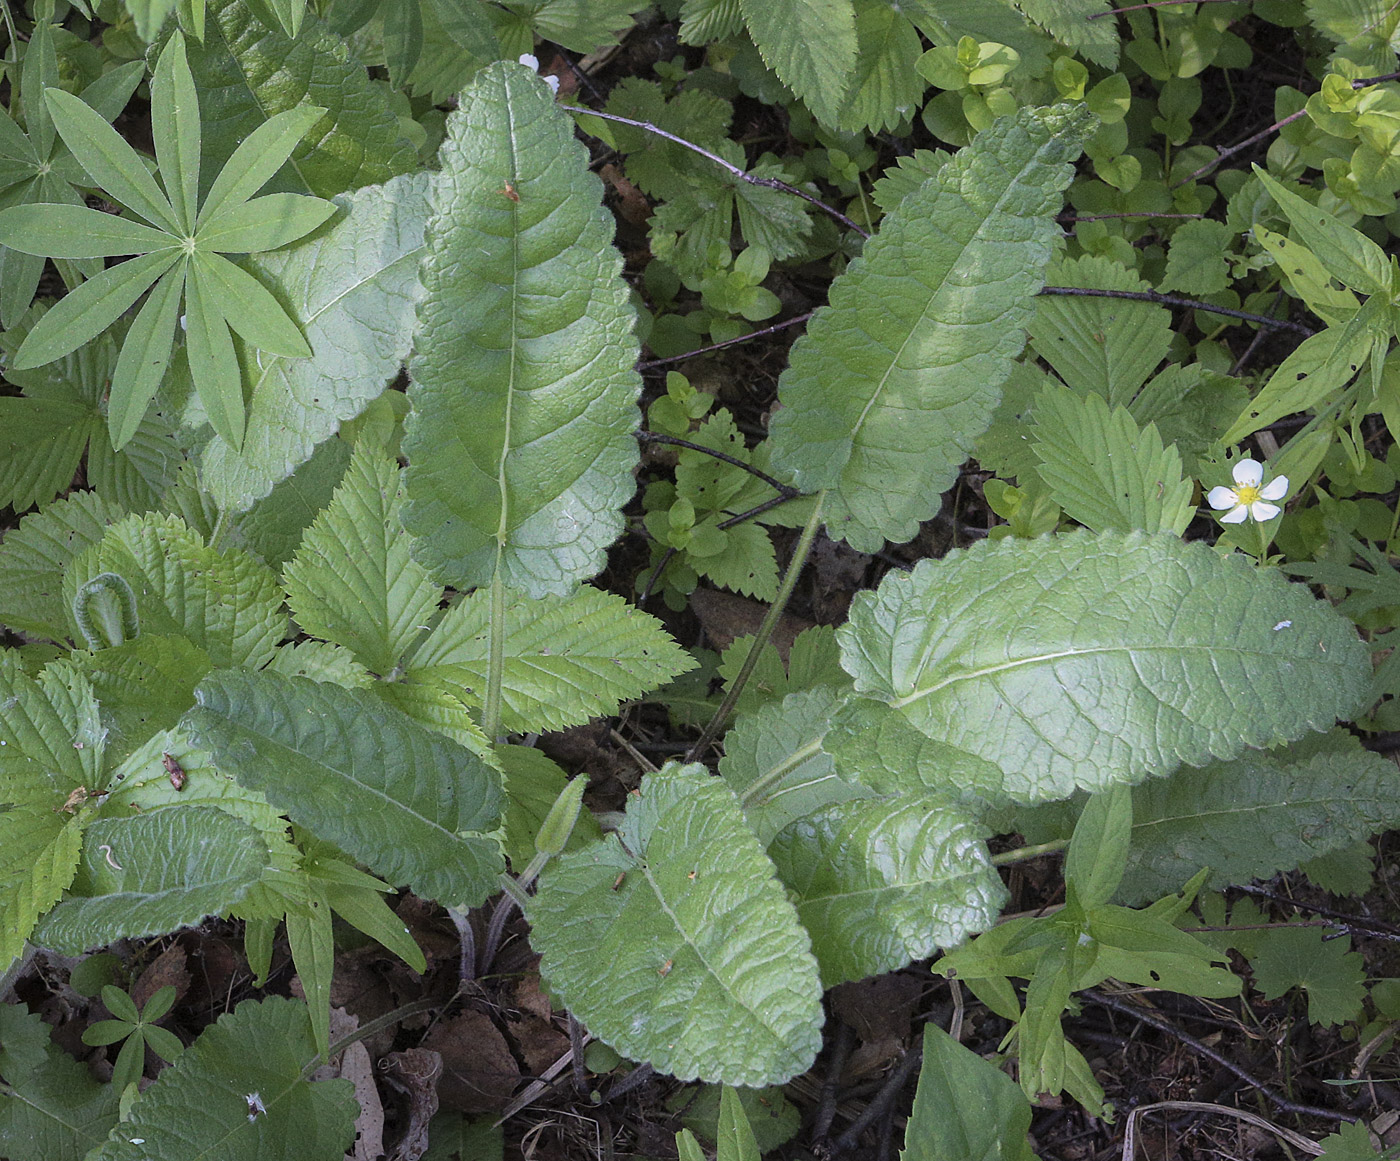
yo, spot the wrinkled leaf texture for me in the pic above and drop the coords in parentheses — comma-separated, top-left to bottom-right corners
(838, 531, 1370, 802)
(529, 765, 824, 1086)
(769, 105, 1092, 552)
(402, 62, 642, 597)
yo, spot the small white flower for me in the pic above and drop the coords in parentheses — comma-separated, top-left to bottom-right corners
(519, 53, 560, 93)
(1206, 458, 1289, 524)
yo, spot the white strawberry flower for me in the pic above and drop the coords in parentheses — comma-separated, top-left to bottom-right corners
(1207, 458, 1289, 524)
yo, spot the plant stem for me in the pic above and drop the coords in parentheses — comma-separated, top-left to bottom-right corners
(299, 993, 452, 1081)
(990, 839, 1067, 866)
(483, 565, 506, 742)
(685, 491, 825, 761)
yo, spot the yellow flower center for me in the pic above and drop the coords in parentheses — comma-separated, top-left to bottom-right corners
(1234, 484, 1261, 505)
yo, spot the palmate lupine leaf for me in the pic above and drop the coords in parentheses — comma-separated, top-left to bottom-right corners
(768, 105, 1092, 552)
(529, 764, 824, 1086)
(401, 61, 642, 597)
(182, 670, 506, 908)
(837, 531, 1370, 803)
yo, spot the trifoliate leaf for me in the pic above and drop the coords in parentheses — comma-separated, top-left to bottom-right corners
(183, 669, 506, 908)
(769, 794, 1006, 986)
(407, 585, 696, 734)
(403, 63, 641, 597)
(63, 513, 285, 669)
(837, 531, 1370, 802)
(529, 764, 824, 1085)
(0, 489, 126, 641)
(1158, 218, 1235, 295)
(769, 105, 1091, 551)
(1027, 255, 1173, 408)
(199, 173, 431, 512)
(1030, 386, 1195, 535)
(95, 996, 357, 1161)
(34, 806, 268, 953)
(283, 444, 443, 674)
(716, 625, 848, 721)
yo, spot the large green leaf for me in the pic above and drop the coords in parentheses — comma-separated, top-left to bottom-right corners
(0, 659, 105, 805)
(283, 443, 444, 674)
(833, 0, 925, 134)
(34, 806, 268, 953)
(63, 512, 286, 669)
(738, 0, 857, 126)
(182, 669, 506, 908)
(95, 996, 357, 1161)
(837, 531, 1370, 802)
(199, 173, 430, 512)
(401, 61, 642, 597)
(0, 489, 125, 642)
(406, 585, 696, 733)
(529, 764, 824, 1086)
(0, 807, 85, 970)
(185, 0, 417, 200)
(769, 795, 1006, 987)
(768, 106, 1091, 551)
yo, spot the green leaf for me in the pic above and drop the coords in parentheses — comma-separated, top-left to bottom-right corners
(183, 669, 506, 908)
(95, 996, 357, 1161)
(186, 1, 417, 200)
(0, 659, 105, 804)
(768, 106, 1092, 551)
(184, 246, 246, 448)
(715, 625, 848, 719)
(1116, 731, 1400, 904)
(0, 397, 96, 511)
(902, 1023, 1036, 1161)
(1249, 923, 1366, 1026)
(1063, 784, 1131, 911)
(198, 107, 329, 225)
(236, 433, 354, 568)
(34, 806, 268, 953)
(196, 191, 335, 256)
(1254, 166, 1391, 296)
(284, 880, 334, 1059)
(1157, 218, 1234, 295)
(0, 489, 126, 641)
(1027, 255, 1174, 407)
(191, 251, 311, 359)
(152, 30, 202, 233)
(107, 263, 185, 450)
(402, 62, 641, 596)
(738, 0, 858, 126)
(1030, 386, 1195, 535)
(768, 794, 1006, 987)
(0, 1004, 120, 1161)
(199, 172, 431, 512)
(407, 585, 697, 733)
(718, 687, 870, 845)
(0, 807, 85, 970)
(64, 513, 286, 669)
(44, 88, 179, 233)
(837, 531, 1370, 802)
(11, 248, 182, 371)
(283, 443, 444, 674)
(498, 744, 602, 870)
(1015, 0, 1119, 67)
(833, 0, 925, 134)
(529, 764, 824, 1086)
(717, 1086, 762, 1161)
(1316, 1121, 1383, 1161)
(0, 203, 176, 258)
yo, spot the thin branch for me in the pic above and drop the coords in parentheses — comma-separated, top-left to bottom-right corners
(1234, 882, 1400, 942)
(638, 310, 814, 371)
(1083, 988, 1355, 1123)
(1038, 285, 1314, 336)
(1091, 0, 1239, 16)
(568, 107, 870, 238)
(1057, 211, 1206, 222)
(828, 1038, 926, 1155)
(636, 431, 800, 496)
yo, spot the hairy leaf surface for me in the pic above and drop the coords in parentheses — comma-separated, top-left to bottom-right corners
(183, 670, 505, 908)
(739, 0, 857, 126)
(838, 531, 1370, 802)
(770, 795, 1006, 986)
(283, 444, 444, 674)
(200, 173, 431, 511)
(529, 764, 824, 1085)
(769, 106, 1090, 551)
(96, 996, 357, 1161)
(407, 585, 696, 733)
(35, 806, 267, 953)
(402, 61, 642, 596)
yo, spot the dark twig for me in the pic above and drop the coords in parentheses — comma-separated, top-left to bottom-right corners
(636, 431, 799, 496)
(1091, 0, 1239, 16)
(569, 1014, 589, 1093)
(568, 107, 869, 237)
(1038, 285, 1314, 336)
(1083, 989, 1354, 1123)
(812, 1020, 857, 1145)
(1234, 883, 1400, 942)
(638, 310, 815, 371)
(1057, 211, 1206, 222)
(827, 1038, 926, 1156)
(600, 1061, 655, 1104)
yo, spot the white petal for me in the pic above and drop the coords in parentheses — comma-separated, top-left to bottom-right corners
(1219, 504, 1249, 524)
(544, 73, 560, 93)
(1260, 475, 1289, 501)
(1249, 501, 1281, 522)
(1232, 458, 1264, 487)
(1206, 485, 1238, 510)
(519, 53, 540, 70)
